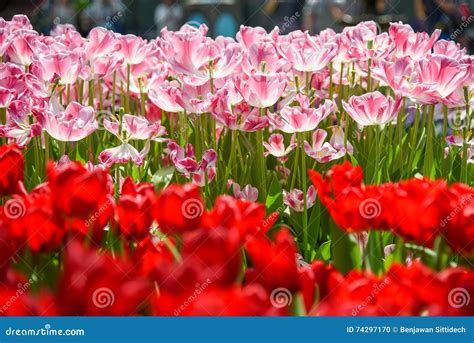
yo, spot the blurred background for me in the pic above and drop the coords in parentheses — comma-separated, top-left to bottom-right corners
(1, 0, 473, 50)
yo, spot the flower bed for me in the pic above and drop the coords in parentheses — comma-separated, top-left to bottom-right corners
(0, 15, 472, 316)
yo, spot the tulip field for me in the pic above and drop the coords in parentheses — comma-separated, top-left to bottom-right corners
(0, 15, 473, 316)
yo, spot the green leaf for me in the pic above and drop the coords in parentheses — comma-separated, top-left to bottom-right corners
(290, 293, 306, 316)
(307, 199, 321, 254)
(265, 174, 283, 215)
(366, 231, 385, 275)
(330, 219, 361, 274)
(315, 240, 331, 262)
(151, 166, 175, 191)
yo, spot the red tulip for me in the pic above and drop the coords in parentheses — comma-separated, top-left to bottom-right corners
(153, 184, 204, 235)
(47, 161, 113, 242)
(245, 229, 300, 293)
(116, 177, 155, 241)
(0, 144, 23, 196)
(57, 240, 151, 315)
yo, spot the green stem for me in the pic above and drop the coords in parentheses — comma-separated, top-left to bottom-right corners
(407, 105, 421, 178)
(257, 108, 267, 201)
(396, 98, 405, 170)
(305, 71, 311, 95)
(221, 130, 237, 194)
(0, 107, 6, 125)
(44, 132, 50, 166)
(290, 141, 300, 190)
(88, 79, 94, 107)
(98, 79, 103, 111)
(77, 79, 83, 104)
(139, 77, 146, 116)
(423, 105, 435, 179)
(66, 84, 71, 105)
(299, 132, 309, 259)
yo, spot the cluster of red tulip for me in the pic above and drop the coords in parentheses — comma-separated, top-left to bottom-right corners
(310, 162, 474, 256)
(0, 13, 472, 317)
(0, 144, 472, 316)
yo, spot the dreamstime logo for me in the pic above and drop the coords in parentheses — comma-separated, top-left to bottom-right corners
(440, 194, 473, 228)
(279, 12, 301, 34)
(85, 199, 113, 227)
(105, 12, 123, 29)
(352, 279, 390, 316)
(92, 288, 115, 308)
(173, 113, 201, 140)
(448, 288, 470, 309)
(0, 279, 34, 314)
(359, 198, 381, 219)
(262, 206, 284, 229)
(174, 278, 212, 316)
(270, 288, 292, 308)
(96, 110, 114, 131)
(448, 113, 465, 131)
(451, 15, 474, 40)
(181, 199, 204, 219)
(4, 198, 26, 219)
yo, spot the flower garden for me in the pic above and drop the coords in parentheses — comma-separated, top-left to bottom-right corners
(0, 15, 473, 316)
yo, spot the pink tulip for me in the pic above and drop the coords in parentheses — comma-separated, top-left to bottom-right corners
(50, 24, 84, 50)
(167, 141, 217, 186)
(85, 27, 119, 62)
(228, 180, 259, 202)
(433, 40, 466, 61)
(235, 72, 288, 108)
(389, 22, 441, 60)
(283, 186, 317, 212)
(303, 129, 346, 163)
(5, 15, 33, 32)
(104, 114, 165, 141)
(409, 55, 470, 105)
(236, 25, 279, 51)
(446, 135, 474, 164)
(192, 167, 216, 187)
(342, 21, 391, 60)
(118, 34, 150, 65)
(242, 42, 285, 75)
(180, 78, 212, 113)
(268, 95, 336, 133)
(6, 30, 37, 66)
(330, 126, 354, 154)
(263, 133, 297, 158)
(343, 91, 402, 127)
(0, 87, 15, 108)
(91, 55, 123, 79)
(99, 141, 150, 167)
(125, 115, 166, 141)
(210, 41, 242, 80)
(0, 29, 8, 57)
(35, 52, 82, 85)
(44, 99, 98, 141)
(372, 57, 413, 95)
(3, 100, 41, 147)
(211, 88, 268, 131)
(161, 25, 211, 76)
(192, 149, 217, 187)
(167, 141, 200, 173)
(148, 78, 184, 113)
(277, 32, 337, 72)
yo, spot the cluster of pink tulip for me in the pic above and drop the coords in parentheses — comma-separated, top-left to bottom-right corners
(0, 15, 472, 262)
